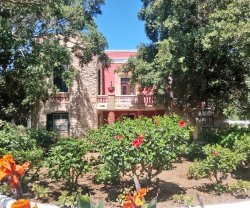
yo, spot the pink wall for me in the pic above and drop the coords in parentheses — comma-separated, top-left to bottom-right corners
(103, 51, 136, 95)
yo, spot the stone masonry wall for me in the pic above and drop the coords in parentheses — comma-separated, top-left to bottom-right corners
(31, 36, 100, 137)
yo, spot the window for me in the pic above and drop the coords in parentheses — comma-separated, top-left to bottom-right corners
(46, 113, 69, 134)
(98, 70, 101, 95)
(53, 65, 68, 92)
(121, 78, 134, 95)
(53, 76, 68, 92)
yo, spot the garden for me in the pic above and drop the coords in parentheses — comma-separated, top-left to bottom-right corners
(0, 115, 249, 208)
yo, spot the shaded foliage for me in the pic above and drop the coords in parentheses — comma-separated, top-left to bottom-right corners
(125, 0, 250, 117)
(0, 0, 108, 125)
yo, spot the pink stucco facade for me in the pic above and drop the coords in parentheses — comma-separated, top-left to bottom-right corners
(102, 50, 136, 95)
(97, 50, 166, 126)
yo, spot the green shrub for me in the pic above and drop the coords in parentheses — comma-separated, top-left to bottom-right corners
(31, 184, 49, 201)
(187, 160, 210, 179)
(220, 128, 250, 149)
(28, 129, 58, 156)
(171, 194, 194, 207)
(213, 183, 229, 194)
(87, 115, 192, 183)
(93, 164, 120, 184)
(200, 127, 250, 149)
(188, 144, 245, 183)
(46, 138, 90, 184)
(200, 128, 223, 144)
(234, 134, 250, 165)
(0, 120, 43, 165)
(184, 143, 204, 160)
(229, 180, 250, 197)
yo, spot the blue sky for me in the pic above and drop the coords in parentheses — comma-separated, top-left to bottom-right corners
(95, 0, 150, 50)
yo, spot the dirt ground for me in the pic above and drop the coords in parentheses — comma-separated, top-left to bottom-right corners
(31, 159, 250, 207)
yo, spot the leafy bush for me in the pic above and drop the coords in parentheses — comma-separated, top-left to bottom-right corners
(234, 134, 250, 165)
(213, 183, 229, 194)
(57, 190, 76, 207)
(93, 164, 120, 184)
(187, 160, 210, 179)
(229, 180, 250, 197)
(31, 184, 49, 201)
(171, 194, 194, 207)
(87, 115, 192, 183)
(28, 129, 58, 156)
(200, 127, 250, 149)
(199, 127, 250, 167)
(57, 191, 106, 208)
(0, 120, 43, 165)
(220, 128, 250, 149)
(46, 138, 90, 184)
(199, 128, 223, 144)
(188, 144, 245, 183)
(184, 142, 204, 160)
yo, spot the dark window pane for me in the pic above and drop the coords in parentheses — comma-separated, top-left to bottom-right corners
(122, 86, 127, 95)
(53, 76, 68, 92)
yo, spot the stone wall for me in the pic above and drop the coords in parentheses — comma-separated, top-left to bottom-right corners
(31, 36, 100, 137)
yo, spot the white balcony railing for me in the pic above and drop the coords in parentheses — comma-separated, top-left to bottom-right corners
(97, 95, 108, 109)
(97, 95, 159, 110)
(97, 95, 108, 103)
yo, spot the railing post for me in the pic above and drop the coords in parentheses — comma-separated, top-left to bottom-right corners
(137, 93, 145, 109)
(107, 94, 116, 109)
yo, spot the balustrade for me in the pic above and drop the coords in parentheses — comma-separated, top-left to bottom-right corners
(97, 95, 161, 109)
(51, 94, 70, 103)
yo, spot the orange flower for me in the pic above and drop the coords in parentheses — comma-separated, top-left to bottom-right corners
(134, 194, 143, 206)
(0, 155, 29, 187)
(122, 188, 147, 208)
(122, 201, 135, 208)
(11, 199, 31, 208)
(16, 162, 30, 176)
(32, 204, 39, 208)
(138, 188, 147, 196)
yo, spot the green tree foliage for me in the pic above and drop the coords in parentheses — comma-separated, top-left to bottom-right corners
(125, 0, 250, 116)
(0, 0, 108, 125)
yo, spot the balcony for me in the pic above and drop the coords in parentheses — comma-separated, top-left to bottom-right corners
(51, 93, 70, 103)
(97, 95, 165, 110)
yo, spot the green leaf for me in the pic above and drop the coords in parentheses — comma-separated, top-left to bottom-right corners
(77, 195, 91, 208)
(96, 200, 105, 208)
(148, 197, 157, 208)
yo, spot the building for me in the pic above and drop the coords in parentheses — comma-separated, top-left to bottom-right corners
(97, 50, 166, 126)
(32, 47, 166, 138)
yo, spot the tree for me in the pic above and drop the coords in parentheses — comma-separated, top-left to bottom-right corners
(125, 0, 250, 117)
(0, 0, 109, 125)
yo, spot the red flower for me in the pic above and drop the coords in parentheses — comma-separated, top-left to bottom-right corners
(132, 134, 144, 147)
(179, 120, 185, 128)
(211, 149, 218, 157)
(118, 135, 123, 141)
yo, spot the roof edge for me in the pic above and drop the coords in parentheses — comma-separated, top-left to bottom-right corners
(105, 49, 137, 52)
